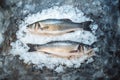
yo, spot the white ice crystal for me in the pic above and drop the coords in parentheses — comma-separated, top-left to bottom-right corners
(10, 5, 97, 73)
(0, 33, 4, 45)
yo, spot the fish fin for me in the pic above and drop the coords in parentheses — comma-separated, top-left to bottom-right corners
(77, 21, 92, 31)
(27, 44, 39, 52)
(69, 50, 78, 53)
(65, 28, 80, 33)
(40, 18, 72, 23)
(60, 19, 72, 22)
(38, 51, 51, 54)
(66, 30, 75, 33)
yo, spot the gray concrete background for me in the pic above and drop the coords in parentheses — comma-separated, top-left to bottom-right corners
(0, 0, 119, 80)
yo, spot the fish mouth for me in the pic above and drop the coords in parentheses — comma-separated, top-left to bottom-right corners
(27, 42, 95, 59)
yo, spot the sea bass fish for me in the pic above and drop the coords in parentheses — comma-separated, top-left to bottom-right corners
(27, 42, 94, 59)
(27, 19, 92, 31)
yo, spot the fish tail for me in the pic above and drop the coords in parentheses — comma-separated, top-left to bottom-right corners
(80, 21, 92, 31)
(27, 44, 39, 52)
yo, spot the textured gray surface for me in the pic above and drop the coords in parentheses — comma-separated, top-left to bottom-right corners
(0, 0, 120, 80)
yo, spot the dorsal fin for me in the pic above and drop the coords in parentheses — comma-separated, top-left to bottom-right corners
(38, 18, 72, 23)
(59, 19, 72, 22)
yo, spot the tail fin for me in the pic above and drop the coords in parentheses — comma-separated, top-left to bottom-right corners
(80, 21, 92, 31)
(27, 44, 37, 52)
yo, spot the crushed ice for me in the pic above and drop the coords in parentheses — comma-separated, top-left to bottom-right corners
(10, 5, 98, 73)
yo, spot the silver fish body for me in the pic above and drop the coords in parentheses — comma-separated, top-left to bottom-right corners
(27, 19, 92, 31)
(27, 41, 91, 53)
(27, 42, 94, 59)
